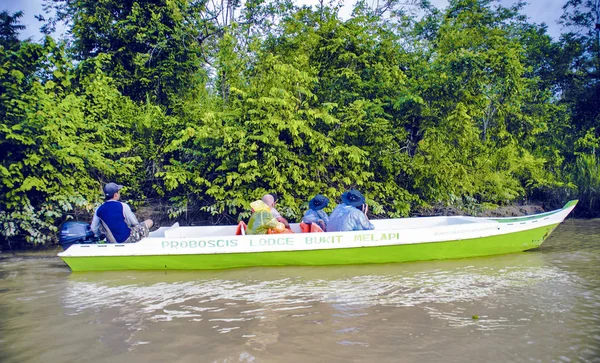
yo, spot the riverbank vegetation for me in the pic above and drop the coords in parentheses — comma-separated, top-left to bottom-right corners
(1, 0, 599, 247)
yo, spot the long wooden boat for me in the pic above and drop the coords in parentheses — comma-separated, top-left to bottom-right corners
(58, 200, 578, 272)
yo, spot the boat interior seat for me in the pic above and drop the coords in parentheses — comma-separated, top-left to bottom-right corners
(148, 223, 179, 238)
(299, 222, 325, 233)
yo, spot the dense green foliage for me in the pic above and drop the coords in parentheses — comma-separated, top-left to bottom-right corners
(0, 0, 599, 246)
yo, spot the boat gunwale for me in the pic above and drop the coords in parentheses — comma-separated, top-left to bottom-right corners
(58, 222, 563, 271)
(58, 200, 577, 259)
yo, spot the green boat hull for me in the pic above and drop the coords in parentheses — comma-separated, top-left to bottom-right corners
(61, 223, 558, 271)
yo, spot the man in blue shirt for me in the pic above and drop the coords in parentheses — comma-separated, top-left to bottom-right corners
(327, 189, 374, 232)
(90, 183, 154, 243)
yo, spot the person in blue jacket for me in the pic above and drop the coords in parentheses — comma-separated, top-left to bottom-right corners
(90, 182, 153, 243)
(327, 189, 374, 232)
(302, 194, 330, 231)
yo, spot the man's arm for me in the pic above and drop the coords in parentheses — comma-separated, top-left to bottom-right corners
(276, 216, 290, 228)
(356, 210, 375, 230)
(122, 203, 140, 226)
(302, 210, 318, 224)
(270, 207, 282, 219)
(90, 209, 102, 236)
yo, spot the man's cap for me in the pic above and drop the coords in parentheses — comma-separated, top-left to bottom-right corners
(309, 194, 329, 211)
(103, 182, 123, 198)
(341, 189, 365, 207)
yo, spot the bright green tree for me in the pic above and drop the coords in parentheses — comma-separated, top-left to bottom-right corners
(43, 0, 206, 108)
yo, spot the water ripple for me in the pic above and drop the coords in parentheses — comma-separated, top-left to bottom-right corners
(62, 257, 577, 333)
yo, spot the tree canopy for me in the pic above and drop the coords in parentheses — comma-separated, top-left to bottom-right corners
(0, 0, 599, 246)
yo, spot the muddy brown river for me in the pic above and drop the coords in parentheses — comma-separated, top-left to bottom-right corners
(1, 219, 599, 362)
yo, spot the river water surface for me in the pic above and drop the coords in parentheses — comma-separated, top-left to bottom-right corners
(1, 219, 599, 363)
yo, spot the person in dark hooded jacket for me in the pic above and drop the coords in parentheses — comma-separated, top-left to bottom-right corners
(302, 194, 330, 231)
(327, 189, 374, 232)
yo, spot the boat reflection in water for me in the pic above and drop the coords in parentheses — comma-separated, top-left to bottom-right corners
(62, 251, 576, 358)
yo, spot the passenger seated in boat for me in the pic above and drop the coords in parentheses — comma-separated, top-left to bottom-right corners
(302, 194, 330, 231)
(246, 200, 287, 235)
(90, 182, 154, 243)
(262, 193, 290, 229)
(327, 189, 374, 232)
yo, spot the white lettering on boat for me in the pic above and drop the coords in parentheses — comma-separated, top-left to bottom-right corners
(354, 234, 375, 242)
(250, 237, 295, 246)
(159, 232, 406, 251)
(380, 233, 400, 240)
(161, 239, 239, 249)
(352, 233, 401, 243)
(305, 235, 343, 244)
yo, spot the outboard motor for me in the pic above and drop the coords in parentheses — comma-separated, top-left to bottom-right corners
(59, 221, 101, 250)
